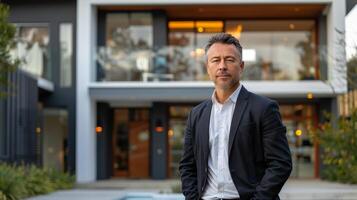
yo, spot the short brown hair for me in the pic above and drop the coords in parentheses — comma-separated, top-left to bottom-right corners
(204, 33, 243, 61)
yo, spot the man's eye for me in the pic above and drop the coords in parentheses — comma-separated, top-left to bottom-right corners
(211, 59, 219, 63)
(226, 59, 235, 62)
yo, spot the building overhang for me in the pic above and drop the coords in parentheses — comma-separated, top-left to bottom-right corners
(38, 77, 54, 92)
(89, 81, 337, 102)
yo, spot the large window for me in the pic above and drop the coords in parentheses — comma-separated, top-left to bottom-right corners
(168, 21, 223, 81)
(168, 20, 317, 81)
(281, 104, 317, 178)
(59, 23, 73, 87)
(43, 109, 69, 172)
(97, 13, 153, 81)
(226, 20, 317, 80)
(10, 25, 51, 80)
(168, 105, 193, 178)
(98, 16, 318, 82)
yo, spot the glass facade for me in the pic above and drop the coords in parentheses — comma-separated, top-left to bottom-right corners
(168, 105, 193, 178)
(43, 109, 69, 172)
(167, 21, 223, 81)
(227, 20, 317, 80)
(281, 104, 317, 178)
(98, 15, 318, 82)
(97, 13, 153, 81)
(166, 104, 317, 179)
(10, 25, 51, 80)
(60, 23, 73, 87)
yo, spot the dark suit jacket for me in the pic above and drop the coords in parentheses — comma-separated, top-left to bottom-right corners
(179, 86, 292, 200)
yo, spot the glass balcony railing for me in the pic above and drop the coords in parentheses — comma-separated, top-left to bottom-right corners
(96, 43, 321, 82)
(98, 15, 321, 82)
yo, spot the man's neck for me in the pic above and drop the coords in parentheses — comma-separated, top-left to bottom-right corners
(215, 83, 239, 104)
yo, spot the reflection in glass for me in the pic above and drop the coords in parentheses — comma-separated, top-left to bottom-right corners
(226, 20, 317, 80)
(43, 109, 69, 172)
(168, 21, 223, 81)
(97, 18, 318, 82)
(60, 23, 73, 87)
(281, 104, 316, 178)
(168, 105, 193, 178)
(97, 13, 153, 81)
(112, 108, 150, 178)
(10, 26, 51, 80)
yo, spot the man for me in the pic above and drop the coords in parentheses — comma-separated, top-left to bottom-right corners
(179, 33, 292, 200)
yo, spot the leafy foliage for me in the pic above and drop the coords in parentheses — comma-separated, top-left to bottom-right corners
(0, 163, 27, 200)
(315, 109, 357, 184)
(0, 3, 18, 98)
(0, 162, 75, 200)
(347, 53, 357, 90)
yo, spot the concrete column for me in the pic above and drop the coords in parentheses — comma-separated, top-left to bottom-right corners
(76, 0, 97, 183)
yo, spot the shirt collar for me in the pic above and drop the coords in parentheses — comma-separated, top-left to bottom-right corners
(211, 83, 242, 104)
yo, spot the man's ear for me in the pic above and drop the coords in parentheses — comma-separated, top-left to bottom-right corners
(240, 61, 245, 71)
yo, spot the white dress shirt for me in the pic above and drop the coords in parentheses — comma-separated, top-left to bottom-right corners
(202, 84, 242, 200)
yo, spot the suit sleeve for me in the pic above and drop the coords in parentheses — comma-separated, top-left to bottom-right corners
(179, 110, 198, 200)
(252, 101, 292, 200)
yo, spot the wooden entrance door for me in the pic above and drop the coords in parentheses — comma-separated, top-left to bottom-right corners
(128, 121, 149, 178)
(112, 108, 149, 178)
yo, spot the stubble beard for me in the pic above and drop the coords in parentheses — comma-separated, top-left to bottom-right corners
(214, 78, 239, 91)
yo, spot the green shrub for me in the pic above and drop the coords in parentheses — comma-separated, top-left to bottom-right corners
(47, 168, 75, 190)
(22, 165, 55, 196)
(315, 109, 357, 184)
(0, 163, 75, 200)
(0, 163, 27, 200)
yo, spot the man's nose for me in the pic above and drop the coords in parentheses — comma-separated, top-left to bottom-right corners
(218, 60, 227, 70)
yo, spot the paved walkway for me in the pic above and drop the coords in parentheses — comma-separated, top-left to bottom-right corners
(25, 179, 357, 200)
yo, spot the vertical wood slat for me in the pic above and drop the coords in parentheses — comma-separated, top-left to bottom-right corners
(6, 70, 39, 165)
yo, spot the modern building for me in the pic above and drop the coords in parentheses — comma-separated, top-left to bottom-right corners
(1, 0, 355, 183)
(1, 0, 76, 174)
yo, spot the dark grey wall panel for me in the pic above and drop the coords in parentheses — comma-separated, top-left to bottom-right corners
(96, 102, 113, 180)
(153, 10, 167, 49)
(1, 70, 40, 165)
(5, 0, 77, 173)
(150, 103, 168, 179)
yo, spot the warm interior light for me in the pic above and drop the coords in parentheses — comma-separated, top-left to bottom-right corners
(228, 25, 243, 39)
(155, 119, 164, 133)
(289, 23, 295, 30)
(168, 129, 174, 137)
(96, 126, 103, 133)
(169, 21, 223, 32)
(197, 27, 204, 32)
(155, 126, 164, 133)
(196, 21, 223, 29)
(195, 48, 204, 56)
(36, 127, 41, 134)
(307, 92, 313, 99)
(295, 129, 302, 136)
(169, 21, 194, 29)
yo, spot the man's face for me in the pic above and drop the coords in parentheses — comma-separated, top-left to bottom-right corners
(206, 43, 244, 91)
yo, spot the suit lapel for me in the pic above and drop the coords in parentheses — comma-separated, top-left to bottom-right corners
(228, 86, 249, 155)
(199, 100, 212, 164)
